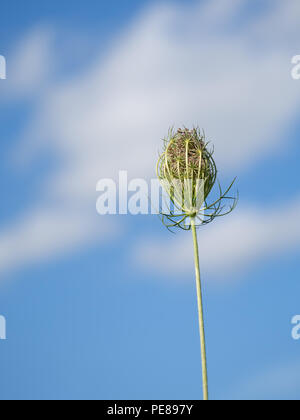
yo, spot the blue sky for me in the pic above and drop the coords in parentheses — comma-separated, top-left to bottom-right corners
(0, 0, 300, 400)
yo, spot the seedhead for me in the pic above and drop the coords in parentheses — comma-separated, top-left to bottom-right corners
(156, 127, 238, 231)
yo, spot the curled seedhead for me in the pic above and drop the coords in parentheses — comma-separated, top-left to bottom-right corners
(156, 127, 238, 232)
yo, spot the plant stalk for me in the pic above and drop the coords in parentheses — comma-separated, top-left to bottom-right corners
(191, 218, 209, 401)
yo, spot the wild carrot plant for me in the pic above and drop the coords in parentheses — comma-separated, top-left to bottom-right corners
(156, 127, 238, 400)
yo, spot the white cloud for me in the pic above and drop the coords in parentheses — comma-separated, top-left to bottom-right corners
(225, 359, 300, 400)
(133, 197, 300, 279)
(0, 207, 117, 274)
(0, 0, 300, 275)
(1, 25, 55, 100)
(249, 0, 300, 47)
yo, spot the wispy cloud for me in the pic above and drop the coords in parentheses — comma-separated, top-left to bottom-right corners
(224, 359, 300, 400)
(0, 207, 117, 274)
(1, 0, 300, 275)
(133, 197, 300, 279)
(1, 25, 55, 101)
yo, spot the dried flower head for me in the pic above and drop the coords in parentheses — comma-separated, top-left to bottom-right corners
(156, 126, 238, 401)
(156, 127, 238, 231)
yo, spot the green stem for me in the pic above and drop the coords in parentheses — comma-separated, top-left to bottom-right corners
(191, 218, 209, 401)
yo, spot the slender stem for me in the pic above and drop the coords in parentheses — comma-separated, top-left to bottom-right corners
(191, 218, 209, 401)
